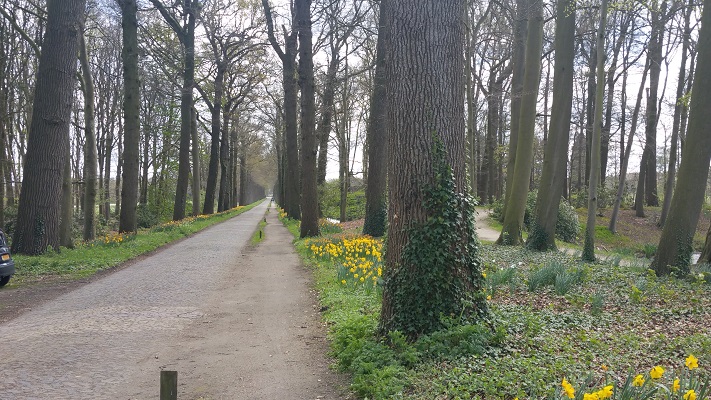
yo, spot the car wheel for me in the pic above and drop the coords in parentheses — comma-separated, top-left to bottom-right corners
(0, 275, 10, 288)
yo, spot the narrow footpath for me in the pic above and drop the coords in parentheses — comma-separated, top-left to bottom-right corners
(0, 201, 349, 399)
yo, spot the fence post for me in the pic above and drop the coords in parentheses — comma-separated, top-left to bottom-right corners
(160, 370, 177, 400)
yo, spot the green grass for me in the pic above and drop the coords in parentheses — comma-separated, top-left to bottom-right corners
(279, 211, 711, 399)
(7, 200, 263, 288)
(250, 218, 267, 245)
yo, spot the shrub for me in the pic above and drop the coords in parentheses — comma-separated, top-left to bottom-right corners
(319, 180, 367, 221)
(136, 204, 160, 229)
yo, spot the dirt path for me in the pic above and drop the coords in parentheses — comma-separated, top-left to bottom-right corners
(476, 207, 500, 242)
(0, 201, 349, 399)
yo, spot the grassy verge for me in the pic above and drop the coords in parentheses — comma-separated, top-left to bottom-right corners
(251, 218, 268, 245)
(8, 200, 263, 288)
(279, 210, 710, 399)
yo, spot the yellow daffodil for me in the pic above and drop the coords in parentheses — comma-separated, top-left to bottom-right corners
(650, 365, 664, 379)
(583, 393, 599, 400)
(596, 385, 613, 399)
(632, 374, 645, 387)
(683, 389, 697, 400)
(601, 364, 608, 372)
(482, 272, 487, 278)
(673, 378, 680, 393)
(686, 354, 699, 370)
(486, 295, 492, 300)
(562, 378, 575, 399)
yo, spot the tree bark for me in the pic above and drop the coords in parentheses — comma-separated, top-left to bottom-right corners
(497, 0, 543, 245)
(363, 0, 389, 237)
(296, 0, 319, 237)
(203, 66, 224, 215)
(582, 0, 608, 262)
(503, 0, 528, 213)
(59, 145, 73, 249)
(527, 0, 575, 251)
(12, 0, 86, 254)
(380, 0, 483, 337)
(263, 0, 300, 219)
(638, 0, 667, 211)
(80, 31, 97, 240)
(191, 107, 200, 215)
(660, 0, 692, 227)
(653, 0, 711, 275)
(119, 0, 140, 233)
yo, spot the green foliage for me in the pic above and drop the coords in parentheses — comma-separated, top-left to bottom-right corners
(385, 138, 487, 338)
(136, 204, 160, 229)
(527, 260, 585, 294)
(3, 204, 18, 236)
(319, 180, 367, 221)
(527, 261, 565, 291)
(492, 190, 580, 243)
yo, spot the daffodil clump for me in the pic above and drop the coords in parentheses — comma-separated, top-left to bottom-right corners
(558, 355, 708, 400)
(99, 232, 130, 246)
(307, 235, 384, 290)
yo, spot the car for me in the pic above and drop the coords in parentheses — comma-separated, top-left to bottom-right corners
(0, 230, 15, 288)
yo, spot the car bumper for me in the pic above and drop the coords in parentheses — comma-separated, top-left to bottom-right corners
(0, 260, 15, 277)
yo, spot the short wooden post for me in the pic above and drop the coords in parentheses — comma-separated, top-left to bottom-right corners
(160, 370, 177, 400)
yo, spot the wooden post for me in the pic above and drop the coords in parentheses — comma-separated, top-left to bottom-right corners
(160, 370, 177, 400)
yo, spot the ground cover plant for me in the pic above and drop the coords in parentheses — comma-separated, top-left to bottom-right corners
(7, 201, 262, 287)
(280, 211, 711, 399)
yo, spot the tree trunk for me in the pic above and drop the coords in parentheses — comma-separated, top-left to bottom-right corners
(641, 1, 667, 209)
(80, 32, 97, 240)
(218, 110, 230, 212)
(174, 2, 195, 221)
(582, 0, 608, 262)
(296, 0, 319, 238)
(363, 0, 389, 237)
(317, 53, 338, 186)
(502, 0, 528, 213)
(191, 107, 200, 215)
(527, 0, 575, 251)
(103, 131, 112, 220)
(203, 67, 224, 215)
(12, 0, 86, 254)
(119, 0, 139, 233)
(497, 0, 543, 245)
(609, 55, 649, 232)
(59, 145, 73, 249)
(262, 0, 300, 219)
(660, 0, 692, 227)
(653, 0, 711, 275)
(379, 0, 484, 338)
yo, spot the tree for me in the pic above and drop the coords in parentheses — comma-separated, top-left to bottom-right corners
(660, 0, 693, 226)
(148, 0, 197, 221)
(527, 0, 575, 251)
(296, 0, 319, 237)
(582, 0, 608, 262)
(119, 0, 140, 233)
(362, 0, 389, 237)
(652, 0, 711, 275)
(79, 31, 98, 241)
(263, 0, 300, 220)
(497, 0, 543, 246)
(379, 0, 485, 338)
(12, 0, 87, 254)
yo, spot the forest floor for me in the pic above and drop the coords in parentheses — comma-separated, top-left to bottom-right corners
(0, 201, 351, 399)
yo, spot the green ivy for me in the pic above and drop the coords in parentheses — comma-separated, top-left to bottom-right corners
(384, 137, 488, 339)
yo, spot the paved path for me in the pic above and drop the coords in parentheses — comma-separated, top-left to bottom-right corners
(0, 201, 348, 399)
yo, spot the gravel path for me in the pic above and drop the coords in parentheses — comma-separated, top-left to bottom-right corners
(0, 201, 349, 399)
